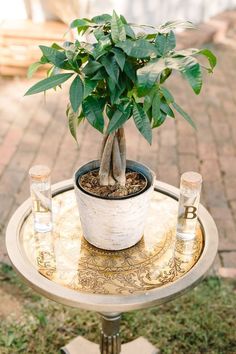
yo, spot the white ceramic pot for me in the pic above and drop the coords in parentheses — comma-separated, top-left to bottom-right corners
(74, 160, 155, 250)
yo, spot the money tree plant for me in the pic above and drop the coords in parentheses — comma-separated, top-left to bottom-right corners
(25, 11, 216, 187)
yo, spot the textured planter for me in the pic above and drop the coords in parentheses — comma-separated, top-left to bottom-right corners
(74, 160, 155, 250)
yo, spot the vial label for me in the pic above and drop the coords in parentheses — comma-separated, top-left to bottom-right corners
(176, 172, 202, 240)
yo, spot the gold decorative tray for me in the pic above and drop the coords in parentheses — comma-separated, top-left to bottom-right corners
(21, 187, 203, 296)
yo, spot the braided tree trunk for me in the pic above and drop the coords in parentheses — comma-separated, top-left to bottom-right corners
(99, 127, 126, 186)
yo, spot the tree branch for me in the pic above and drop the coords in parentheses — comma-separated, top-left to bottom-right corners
(117, 127, 126, 175)
(112, 133, 125, 186)
(99, 132, 115, 186)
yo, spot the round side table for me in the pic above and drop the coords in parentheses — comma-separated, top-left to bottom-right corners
(6, 180, 218, 354)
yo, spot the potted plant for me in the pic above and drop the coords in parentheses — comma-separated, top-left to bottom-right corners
(25, 11, 216, 250)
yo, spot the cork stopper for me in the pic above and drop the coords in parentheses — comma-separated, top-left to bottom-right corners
(29, 165, 51, 181)
(181, 171, 202, 189)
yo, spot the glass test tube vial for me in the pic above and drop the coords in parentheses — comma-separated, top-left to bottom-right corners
(29, 165, 52, 233)
(176, 171, 202, 240)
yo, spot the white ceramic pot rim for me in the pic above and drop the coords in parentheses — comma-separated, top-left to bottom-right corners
(74, 159, 155, 201)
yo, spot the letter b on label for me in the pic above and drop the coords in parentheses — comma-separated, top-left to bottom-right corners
(184, 206, 197, 220)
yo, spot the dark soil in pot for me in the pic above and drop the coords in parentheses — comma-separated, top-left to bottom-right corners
(79, 169, 147, 198)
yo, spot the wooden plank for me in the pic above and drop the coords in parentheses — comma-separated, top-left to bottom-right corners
(1, 37, 64, 47)
(0, 20, 71, 77)
(2, 46, 41, 58)
(1, 56, 50, 68)
(0, 65, 47, 77)
(0, 20, 69, 41)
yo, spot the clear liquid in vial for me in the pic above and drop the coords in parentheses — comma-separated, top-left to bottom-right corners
(31, 181, 52, 233)
(177, 187, 200, 240)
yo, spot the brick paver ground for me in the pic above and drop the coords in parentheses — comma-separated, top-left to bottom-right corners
(1, 13, 236, 272)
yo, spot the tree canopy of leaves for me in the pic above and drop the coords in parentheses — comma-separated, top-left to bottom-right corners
(25, 11, 216, 144)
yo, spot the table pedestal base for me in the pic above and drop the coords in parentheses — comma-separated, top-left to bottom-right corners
(60, 336, 159, 354)
(60, 313, 158, 354)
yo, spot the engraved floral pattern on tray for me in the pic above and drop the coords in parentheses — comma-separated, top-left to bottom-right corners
(21, 189, 203, 295)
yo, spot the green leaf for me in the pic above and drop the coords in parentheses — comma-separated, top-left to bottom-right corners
(137, 56, 198, 94)
(137, 73, 159, 96)
(106, 76, 115, 97)
(39, 45, 68, 69)
(173, 48, 217, 71)
(116, 39, 157, 58)
(124, 24, 136, 39)
(172, 101, 196, 129)
(143, 96, 152, 112)
(155, 31, 176, 56)
(100, 54, 119, 83)
(107, 75, 126, 104)
(143, 86, 157, 111)
(92, 48, 107, 61)
(137, 59, 166, 94)
(120, 15, 128, 24)
(93, 28, 105, 41)
(25, 73, 73, 95)
(63, 41, 74, 49)
(137, 59, 162, 93)
(152, 93, 161, 120)
(80, 42, 93, 55)
(84, 78, 97, 98)
(65, 49, 74, 61)
(98, 35, 112, 49)
(107, 103, 131, 133)
(70, 18, 94, 34)
(51, 43, 63, 50)
(40, 55, 49, 64)
(69, 75, 84, 112)
(93, 35, 112, 59)
(160, 87, 174, 103)
(152, 111, 166, 128)
(106, 105, 115, 120)
(92, 14, 112, 24)
(160, 102, 175, 117)
(111, 10, 126, 43)
(112, 48, 126, 71)
(160, 68, 172, 84)
(142, 56, 195, 75)
(70, 18, 92, 28)
(27, 62, 42, 78)
(145, 33, 157, 40)
(169, 56, 198, 70)
(182, 63, 202, 94)
(159, 20, 196, 33)
(155, 34, 166, 56)
(90, 68, 106, 80)
(82, 96, 105, 133)
(198, 48, 217, 70)
(172, 48, 199, 57)
(67, 105, 82, 142)
(83, 60, 102, 75)
(133, 102, 152, 144)
(47, 65, 60, 77)
(123, 61, 136, 82)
